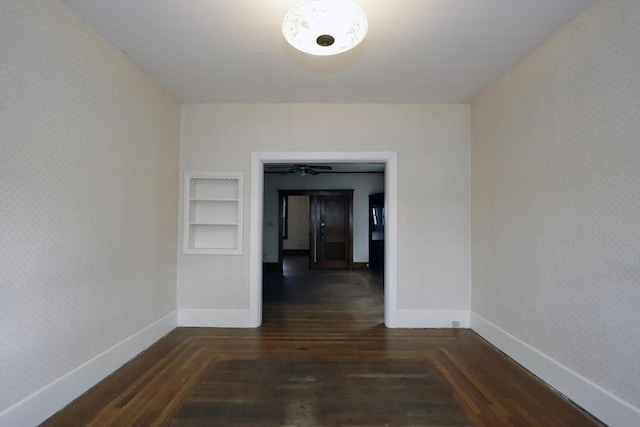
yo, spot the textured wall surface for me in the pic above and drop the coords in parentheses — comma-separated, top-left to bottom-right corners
(471, 0, 639, 408)
(179, 104, 470, 311)
(0, 0, 180, 411)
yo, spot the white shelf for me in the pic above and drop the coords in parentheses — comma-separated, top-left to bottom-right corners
(183, 172, 243, 255)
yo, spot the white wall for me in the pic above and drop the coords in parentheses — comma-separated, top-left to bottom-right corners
(265, 173, 384, 262)
(0, 0, 180, 423)
(282, 195, 310, 252)
(178, 104, 470, 318)
(470, 0, 640, 424)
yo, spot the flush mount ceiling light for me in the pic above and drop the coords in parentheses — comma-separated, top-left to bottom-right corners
(282, 1, 368, 56)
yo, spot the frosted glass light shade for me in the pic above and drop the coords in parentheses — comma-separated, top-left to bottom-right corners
(282, 1, 368, 56)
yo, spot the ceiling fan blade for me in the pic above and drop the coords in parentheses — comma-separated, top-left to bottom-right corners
(269, 164, 331, 175)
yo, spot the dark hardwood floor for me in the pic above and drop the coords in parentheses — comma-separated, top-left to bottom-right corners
(42, 255, 601, 426)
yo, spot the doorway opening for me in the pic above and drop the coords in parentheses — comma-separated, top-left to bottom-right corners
(249, 152, 398, 327)
(278, 190, 354, 271)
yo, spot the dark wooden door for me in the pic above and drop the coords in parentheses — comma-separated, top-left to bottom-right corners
(312, 193, 352, 269)
(369, 192, 385, 272)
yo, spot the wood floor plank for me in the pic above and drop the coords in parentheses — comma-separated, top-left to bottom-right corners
(42, 256, 602, 426)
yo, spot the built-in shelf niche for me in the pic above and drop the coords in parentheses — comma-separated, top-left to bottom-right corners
(183, 172, 243, 255)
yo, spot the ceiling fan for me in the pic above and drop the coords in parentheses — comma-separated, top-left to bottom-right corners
(268, 164, 333, 176)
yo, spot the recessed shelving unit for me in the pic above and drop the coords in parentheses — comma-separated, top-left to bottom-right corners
(183, 172, 243, 255)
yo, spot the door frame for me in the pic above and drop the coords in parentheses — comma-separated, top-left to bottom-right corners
(278, 190, 354, 270)
(250, 151, 398, 327)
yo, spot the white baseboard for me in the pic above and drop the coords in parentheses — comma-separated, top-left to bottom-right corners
(179, 309, 472, 329)
(470, 312, 640, 427)
(0, 310, 178, 427)
(391, 309, 470, 328)
(178, 309, 253, 327)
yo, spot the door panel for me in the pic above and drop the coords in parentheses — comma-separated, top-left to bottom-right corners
(314, 194, 352, 269)
(323, 242, 346, 262)
(369, 192, 385, 272)
(279, 190, 352, 271)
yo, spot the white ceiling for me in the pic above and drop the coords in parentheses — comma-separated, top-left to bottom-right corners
(61, 0, 594, 104)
